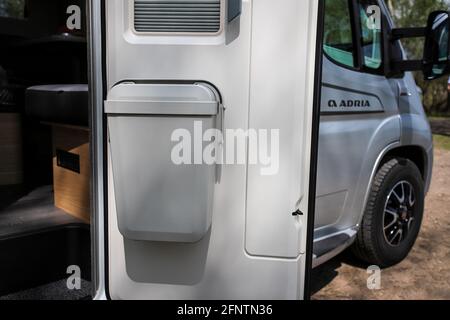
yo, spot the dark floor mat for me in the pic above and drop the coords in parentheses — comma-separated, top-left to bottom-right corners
(0, 279, 92, 300)
(0, 186, 91, 299)
(0, 186, 81, 238)
(0, 185, 27, 211)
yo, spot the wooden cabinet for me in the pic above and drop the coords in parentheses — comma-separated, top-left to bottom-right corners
(51, 124, 90, 223)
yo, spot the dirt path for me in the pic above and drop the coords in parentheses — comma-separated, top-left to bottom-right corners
(312, 148, 450, 300)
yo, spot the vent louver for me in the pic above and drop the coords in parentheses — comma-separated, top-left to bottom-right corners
(134, 0, 222, 34)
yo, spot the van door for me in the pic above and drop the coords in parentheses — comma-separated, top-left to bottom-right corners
(89, 0, 322, 300)
(315, 0, 401, 239)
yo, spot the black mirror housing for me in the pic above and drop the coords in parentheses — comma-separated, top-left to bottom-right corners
(423, 11, 450, 80)
(389, 10, 450, 81)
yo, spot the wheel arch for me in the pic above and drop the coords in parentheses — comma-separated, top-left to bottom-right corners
(356, 143, 430, 229)
(377, 145, 428, 181)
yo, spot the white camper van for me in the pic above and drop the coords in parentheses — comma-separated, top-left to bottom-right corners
(0, 0, 447, 300)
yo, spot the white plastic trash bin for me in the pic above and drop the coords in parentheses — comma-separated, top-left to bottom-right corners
(106, 82, 220, 243)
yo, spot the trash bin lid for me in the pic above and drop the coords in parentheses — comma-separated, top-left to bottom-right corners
(105, 82, 220, 116)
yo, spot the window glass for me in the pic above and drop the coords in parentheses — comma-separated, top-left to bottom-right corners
(359, 1, 383, 69)
(323, 0, 355, 68)
(0, 0, 25, 19)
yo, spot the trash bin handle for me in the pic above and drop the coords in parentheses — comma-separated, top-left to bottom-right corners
(105, 100, 219, 116)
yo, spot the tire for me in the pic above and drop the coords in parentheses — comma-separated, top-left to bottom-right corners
(352, 158, 425, 268)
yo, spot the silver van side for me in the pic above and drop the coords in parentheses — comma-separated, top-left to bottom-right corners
(313, 0, 435, 268)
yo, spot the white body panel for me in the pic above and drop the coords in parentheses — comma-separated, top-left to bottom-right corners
(104, 0, 318, 300)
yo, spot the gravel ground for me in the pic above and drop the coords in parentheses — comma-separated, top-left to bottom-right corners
(311, 147, 450, 300)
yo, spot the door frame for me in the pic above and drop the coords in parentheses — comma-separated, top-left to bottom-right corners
(87, 0, 107, 300)
(87, 0, 324, 300)
(304, 0, 325, 299)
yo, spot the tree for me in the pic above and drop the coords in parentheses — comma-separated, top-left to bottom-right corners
(386, 0, 450, 114)
(0, 0, 25, 19)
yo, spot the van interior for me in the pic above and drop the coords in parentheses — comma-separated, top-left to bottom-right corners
(0, 0, 91, 300)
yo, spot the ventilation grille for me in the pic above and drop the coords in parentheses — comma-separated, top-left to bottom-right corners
(134, 0, 222, 33)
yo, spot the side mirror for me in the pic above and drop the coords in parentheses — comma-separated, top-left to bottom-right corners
(390, 10, 450, 80)
(423, 11, 450, 80)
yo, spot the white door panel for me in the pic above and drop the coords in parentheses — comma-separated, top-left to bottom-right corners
(245, 0, 316, 258)
(102, 0, 319, 300)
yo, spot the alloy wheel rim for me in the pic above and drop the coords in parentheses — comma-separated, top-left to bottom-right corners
(383, 181, 416, 247)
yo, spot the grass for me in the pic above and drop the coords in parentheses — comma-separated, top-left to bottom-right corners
(433, 134, 450, 151)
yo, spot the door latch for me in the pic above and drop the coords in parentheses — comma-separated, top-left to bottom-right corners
(292, 209, 304, 217)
